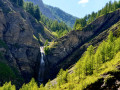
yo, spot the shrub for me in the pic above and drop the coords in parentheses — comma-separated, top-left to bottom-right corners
(0, 61, 16, 82)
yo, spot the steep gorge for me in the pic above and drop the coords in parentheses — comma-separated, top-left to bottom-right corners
(1, 0, 120, 89)
(46, 9, 120, 80)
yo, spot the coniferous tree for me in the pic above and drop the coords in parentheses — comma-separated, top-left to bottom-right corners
(18, 0, 24, 7)
(34, 6, 41, 21)
(74, 0, 120, 30)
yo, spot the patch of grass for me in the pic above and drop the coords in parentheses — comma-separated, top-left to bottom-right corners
(49, 41, 58, 49)
(33, 35, 38, 41)
(52, 32, 58, 38)
(44, 41, 58, 55)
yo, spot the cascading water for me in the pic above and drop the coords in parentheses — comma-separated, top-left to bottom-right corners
(38, 47, 45, 84)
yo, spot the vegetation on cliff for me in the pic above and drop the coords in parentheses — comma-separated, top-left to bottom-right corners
(74, 0, 120, 30)
(1, 0, 120, 90)
(24, 0, 71, 38)
(1, 28, 120, 90)
(10, 0, 71, 38)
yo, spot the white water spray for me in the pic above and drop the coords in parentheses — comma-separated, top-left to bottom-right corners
(38, 47, 45, 84)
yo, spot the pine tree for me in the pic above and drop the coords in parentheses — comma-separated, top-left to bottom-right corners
(82, 45, 94, 75)
(34, 6, 41, 21)
(108, 31, 114, 42)
(57, 69, 64, 87)
(18, 0, 24, 7)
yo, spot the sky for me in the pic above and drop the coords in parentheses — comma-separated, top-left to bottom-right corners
(43, 0, 119, 18)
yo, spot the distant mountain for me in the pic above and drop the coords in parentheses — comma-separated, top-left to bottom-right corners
(45, 5, 77, 28)
(24, 0, 77, 27)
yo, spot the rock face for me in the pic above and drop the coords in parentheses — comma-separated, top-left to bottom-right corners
(0, 0, 54, 85)
(1, 0, 120, 87)
(46, 9, 120, 79)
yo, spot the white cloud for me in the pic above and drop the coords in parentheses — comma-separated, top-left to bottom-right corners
(78, 0, 89, 4)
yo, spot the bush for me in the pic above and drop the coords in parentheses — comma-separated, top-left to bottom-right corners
(0, 82, 16, 90)
(0, 61, 16, 83)
(44, 46, 50, 55)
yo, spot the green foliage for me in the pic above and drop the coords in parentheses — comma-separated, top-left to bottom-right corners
(0, 61, 16, 82)
(47, 31, 120, 90)
(23, 1, 70, 38)
(20, 78, 39, 90)
(46, 79, 53, 89)
(18, 0, 24, 7)
(0, 82, 16, 90)
(38, 31, 120, 90)
(74, 31, 116, 78)
(56, 29, 68, 38)
(44, 40, 49, 46)
(10, 0, 24, 7)
(24, 2, 41, 21)
(10, 0, 41, 21)
(74, 0, 120, 30)
(33, 5, 41, 21)
(2, 1, 120, 89)
(46, 5, 76, 28)
(82, 45, 94, 75)
(74, 24, 83, 30)
(1, 31, 120, 90)
(56, 69, 68, 89)
(44, 41, 58, 55)
(41, 15, 71, 37)
(10, 0, 71, 38)
(50, 21, 69, 32)
(108, 31, 114, 42)
(44, 46, 50, 55)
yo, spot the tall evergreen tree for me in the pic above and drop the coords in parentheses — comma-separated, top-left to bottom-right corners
(18, 0, 24, 7)
(34, 6, 41, 21)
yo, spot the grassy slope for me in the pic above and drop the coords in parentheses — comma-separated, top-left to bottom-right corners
(46, 21, 120, 90)
(1, 7, 120, 90)
(58, 52, 120, 90)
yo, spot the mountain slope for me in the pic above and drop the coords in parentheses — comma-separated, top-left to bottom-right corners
(24, 0, 77, 27)
(45, 8, 120, 80)
(49, 20, 120, 89)
(45, 5, 77, 27)
(7, 8, 120, 90)
(0, 0, 54, 87)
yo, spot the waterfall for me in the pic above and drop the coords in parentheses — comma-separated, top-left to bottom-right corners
(38, 46, 45, 84)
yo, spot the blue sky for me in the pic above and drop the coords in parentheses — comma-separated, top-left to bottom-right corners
(43, 0, 119, 18)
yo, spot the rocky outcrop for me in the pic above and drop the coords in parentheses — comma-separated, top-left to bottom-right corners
(85, 65, 120, 90)
(0, 0, 54, 85)
(46, 9, 120, 79)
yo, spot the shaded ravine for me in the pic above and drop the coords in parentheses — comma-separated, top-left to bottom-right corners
(38, 47, 45, 85)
